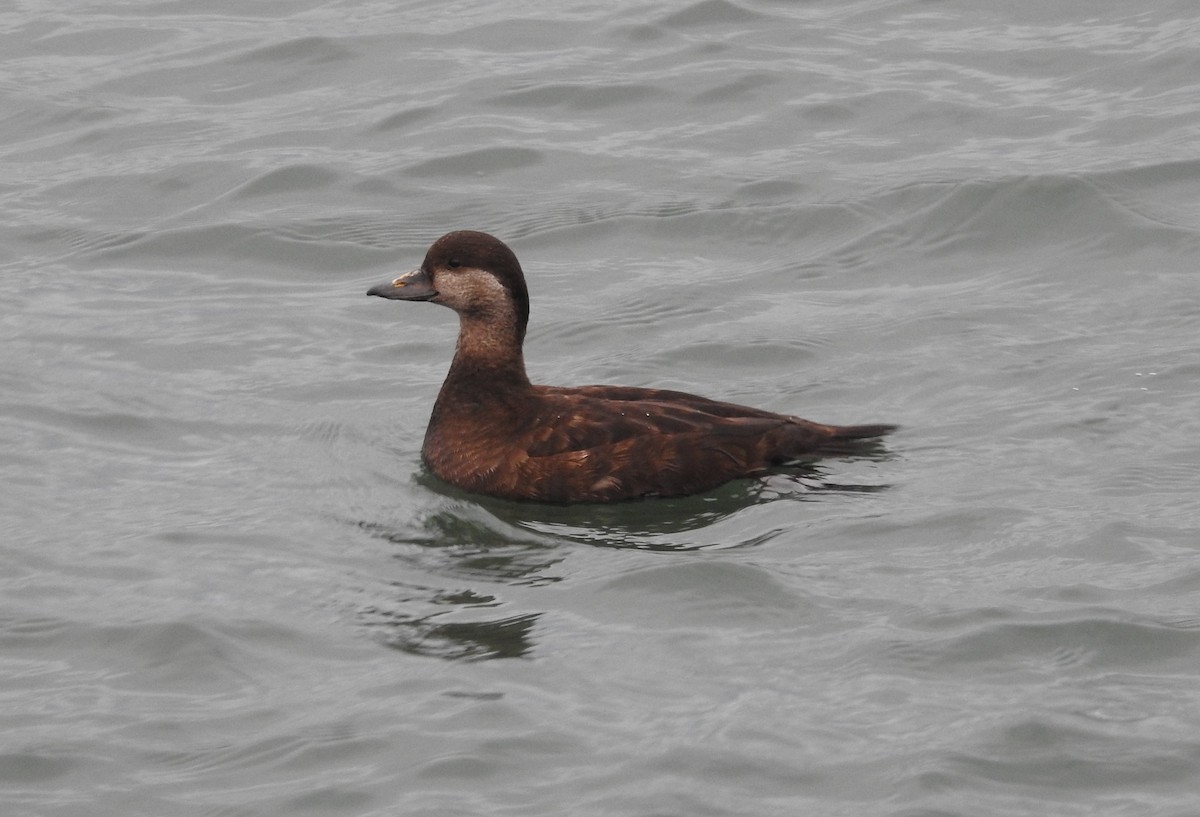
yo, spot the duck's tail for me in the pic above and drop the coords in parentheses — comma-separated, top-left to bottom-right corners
(832, 423, 897, 440)
(811, 422, 898, 456)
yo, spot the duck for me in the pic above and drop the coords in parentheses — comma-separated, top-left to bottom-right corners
(367, 230, 895, 503)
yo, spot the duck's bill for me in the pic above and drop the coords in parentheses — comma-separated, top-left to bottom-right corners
(367, 268, 437, 301)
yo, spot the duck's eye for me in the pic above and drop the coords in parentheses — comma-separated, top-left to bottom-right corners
(448, 258, 462, 269)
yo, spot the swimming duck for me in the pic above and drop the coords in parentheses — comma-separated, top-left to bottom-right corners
(367, 230, 894, 503)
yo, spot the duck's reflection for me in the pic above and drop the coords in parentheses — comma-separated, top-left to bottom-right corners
(463, 463, 893, 552)
(360, 592, 539, 661)
(356, 504, 560, 660)
(354, 464, 890, 660)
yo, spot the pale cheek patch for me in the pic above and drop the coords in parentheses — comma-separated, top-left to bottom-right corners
(438, 268, 521, 357)
(435, 268, 509, 311)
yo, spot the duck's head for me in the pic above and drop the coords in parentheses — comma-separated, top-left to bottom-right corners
(367, 230, 530, 341)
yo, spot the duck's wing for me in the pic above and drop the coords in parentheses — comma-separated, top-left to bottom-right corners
(542, 384, 786, 420)
(491, 388, 893, 502)
(524, 388, 785, 458)
(525, 387, 891, 461)
(516, 408, 892, 502)
(530, 386, 893, 456)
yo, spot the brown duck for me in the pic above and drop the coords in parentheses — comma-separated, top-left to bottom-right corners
(367, 231, 895, 503)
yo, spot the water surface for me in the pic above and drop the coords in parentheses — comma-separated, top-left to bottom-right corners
(3, 1, 1200, 815)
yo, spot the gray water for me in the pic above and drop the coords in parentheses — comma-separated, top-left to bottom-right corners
(4, 1, 1200, 815)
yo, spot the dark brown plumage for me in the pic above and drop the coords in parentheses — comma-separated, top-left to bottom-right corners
(367, 230, 895, 503)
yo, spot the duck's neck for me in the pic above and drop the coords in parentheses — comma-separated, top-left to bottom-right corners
(439, 313, 532, 399)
